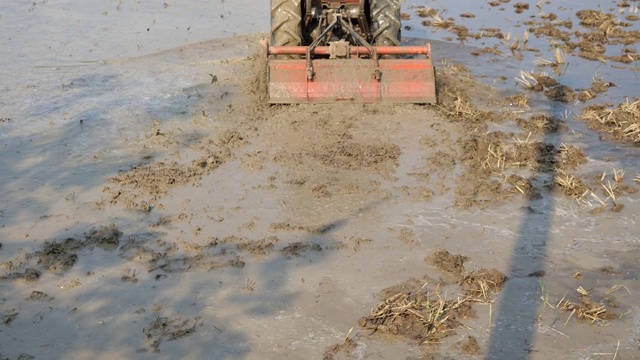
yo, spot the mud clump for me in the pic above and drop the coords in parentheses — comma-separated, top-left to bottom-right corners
(358, 285, 468, 344)
(460, 269, 507, 300)
(323, 337, 358, 360)
(37, 225, 122, 273)
(25, 291, 55, 302)
(37, 241, 79, 273)
(516, 115, 566, 134)
(471, 47, 503, 57)
(514, 2, 529, 13)
(151, 253, 245, 273)
(576, 10, 617, 27)
(376, 277, 427, 300)
(557, 144, 587, 170)
(429, 250, 507, 300)
(0, 268, 41, 282)
(455, 131, 563, 206)
(429, 250, 468, 276)
(357, 252, 506, 348)
(460, 335, 481, 355)
(530, 23, 572, 43)
(554, 171, 592, 201)
(2, 309, 19, 326)
(309, 140, 401, 171)
(143, 314, 203, 352)
(506, 93, 530, 107)
(544, 85, 576, 102)
(280, 242, 322, 259)
(236, 236, 279, 257)
(0, 225, 122, 281)
(86, 226, 123, 249)
(555, 168, 635, 210)
(123, 236, 253, 274)
(579, 100, 640, 144)
(559, 295, 617, 323)
(591, 81, 615, 94)
(107, 148, 231, 211)
(505, 174, 540, 199)
(269, 222, 336, 234)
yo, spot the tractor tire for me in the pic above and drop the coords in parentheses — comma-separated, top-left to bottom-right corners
(370, 0, 402, 46)
(271, 0, 303, 49)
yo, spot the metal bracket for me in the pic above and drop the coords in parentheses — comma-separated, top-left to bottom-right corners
(304, 10, 381, 82)
(305, 15, 340, 80)
(337, 17, 381, 81)
(329, 40, 350, 59)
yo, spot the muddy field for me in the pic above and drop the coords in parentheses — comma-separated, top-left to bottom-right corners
(1, 1, 640, 359)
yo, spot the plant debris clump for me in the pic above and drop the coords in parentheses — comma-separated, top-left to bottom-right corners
(357, 251, 506, 346)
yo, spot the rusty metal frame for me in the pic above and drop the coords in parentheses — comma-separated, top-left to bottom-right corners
(266, 42, 436, 104)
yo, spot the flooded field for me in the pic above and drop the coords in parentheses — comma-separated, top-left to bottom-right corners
(1, 1, 639, 359)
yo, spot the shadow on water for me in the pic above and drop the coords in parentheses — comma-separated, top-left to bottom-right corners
(0, 49, 227, 226)
(226, 219, 349, 317)
(0, 202, 368, 358)
(0, 55, 250, 358)
(0, 69, 210, 358)
(486, 101, 564, 359)
(0, 42, 383, 358)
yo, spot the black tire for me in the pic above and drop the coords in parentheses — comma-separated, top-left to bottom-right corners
(271, 0, 302, 48)
(370, 0, 401, 46)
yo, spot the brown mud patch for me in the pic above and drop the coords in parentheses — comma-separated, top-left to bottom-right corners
(86, 44, 622, 217)
(558, 295, 617, 323)
(349, 249, 590, 356)
(429, 63, 615, 209)
(0, 225, 122, 280)
(354, 251, 505, 349)
(323, 336, 358, 360)
(554, 167, 637, 211)
(516, 114, 567, 134)
(1, 309, 19, 326)
(2, 224, 328, 284)
(429, 250, 468, 277)
(269, 222, 337, 234)
(236, 236, 280, 258)
(540, 284, 626, 328)
(455, 133, 559, 206)
(460, 335, 481, 355)
(579, 99, 640, 144)
(308, 140, 401, 171)
(25, 291, 55, 302)
(105, 146, 232, 211)
(460, 268, 507, 301)
(431, 62, 636, 212)
(280, 241, 323, 259)
(358, 283, 472, 344)
(143, 312, 203, 352)
(0, 268, 41, 282)
(429, 250, 507, 301)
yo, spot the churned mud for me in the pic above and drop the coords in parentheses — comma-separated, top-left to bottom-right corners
(1, 1, 640, 360)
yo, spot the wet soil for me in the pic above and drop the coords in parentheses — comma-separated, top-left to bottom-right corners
(1, 1, 640, 360)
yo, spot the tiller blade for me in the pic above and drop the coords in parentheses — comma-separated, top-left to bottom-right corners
(267, 44, 436, 104)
